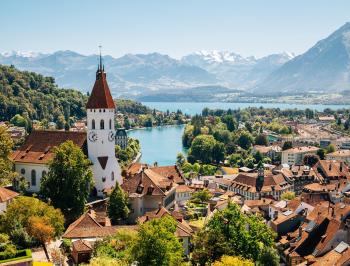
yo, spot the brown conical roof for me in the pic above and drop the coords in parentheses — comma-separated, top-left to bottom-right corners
(86, 68, 115, 109)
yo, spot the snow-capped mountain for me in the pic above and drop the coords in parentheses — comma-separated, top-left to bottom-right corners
(182, 51, 293, 88)
(0, 51, 217, 97)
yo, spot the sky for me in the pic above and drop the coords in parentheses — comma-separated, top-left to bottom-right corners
(1, 0, 350, 59)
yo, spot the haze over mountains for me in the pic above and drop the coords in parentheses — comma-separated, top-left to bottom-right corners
(1, 23, 350, 102)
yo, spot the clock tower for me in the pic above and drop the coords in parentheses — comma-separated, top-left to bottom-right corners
(86, 53, 122, 196)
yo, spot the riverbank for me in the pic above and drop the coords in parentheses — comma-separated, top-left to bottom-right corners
(142, 102, 350, 116)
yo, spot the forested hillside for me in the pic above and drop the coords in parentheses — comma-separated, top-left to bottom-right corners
(0, 65, 87, 130)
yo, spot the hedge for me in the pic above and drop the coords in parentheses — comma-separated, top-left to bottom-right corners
(0, 249, 32, 263)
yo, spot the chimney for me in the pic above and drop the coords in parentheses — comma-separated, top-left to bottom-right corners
(331, 207, 335, 218)
(329, 163, 332, 171)
(340, 162, 343, 172)
(298, 226, 302, 238)
(158, 202, 162, 210)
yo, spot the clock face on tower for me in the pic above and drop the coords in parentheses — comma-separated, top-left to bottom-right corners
(108, 131, 115, 142)
(88, 131, 98, 142)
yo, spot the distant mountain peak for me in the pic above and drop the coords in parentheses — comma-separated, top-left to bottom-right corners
(0, 50, 43, 58)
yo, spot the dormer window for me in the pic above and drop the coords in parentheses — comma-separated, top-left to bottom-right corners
(147, 185, 154, 195)
(137, 184, 144, 194)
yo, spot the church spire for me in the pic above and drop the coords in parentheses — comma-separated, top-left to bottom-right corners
(98, 45, 103, 72)
(87, 46, 115, 109)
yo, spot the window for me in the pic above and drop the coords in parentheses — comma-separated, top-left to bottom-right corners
(31, 170, 36, 186)
(102, 177, 106, 182)
(21, 168, 25, 175)
(100, 119, 104, 130)
(92, 119, 95, 130)
(42, 171, 47, 177)
(109, 119, 112, 130)
(111, 171, 114, 181)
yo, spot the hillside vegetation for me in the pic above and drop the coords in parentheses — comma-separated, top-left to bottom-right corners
(0, 65, 87, 130)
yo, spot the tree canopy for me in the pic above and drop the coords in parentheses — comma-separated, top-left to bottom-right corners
(131, 216, 184, 266)
(0, 196, 64, 247)
(0, 125, 17, 185)
(40, 140, 93, 221)
(192, 203, 277, 265)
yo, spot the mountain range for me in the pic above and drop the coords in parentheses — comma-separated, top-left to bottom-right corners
(1, 22, 350, 101)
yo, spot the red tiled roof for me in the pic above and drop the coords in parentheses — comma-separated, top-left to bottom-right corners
(86, 70, 115, 109)
(72, 239, 92, 252)
(150, 165, 185, 184)
(0, 187, 19, 203)
(10, 131, 87, 164)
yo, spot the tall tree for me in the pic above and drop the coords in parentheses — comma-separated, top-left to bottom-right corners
(236, 131, 254, 150)
(0, 125, 17, 185)
(212, 142, 225, 163)
(189, 135, 216, 163)
(131, 216, 184, 266)
(40, 140, 93, 220)
(107, 183, 130, 224)
(255, 134, 268, 146)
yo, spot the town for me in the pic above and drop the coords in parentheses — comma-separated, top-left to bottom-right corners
(0, 56, 349, 266)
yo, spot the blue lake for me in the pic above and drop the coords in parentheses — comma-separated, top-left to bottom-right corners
(142, 102, 350, 116)
(127, 125, 187, 166)
(129, 102, 350, 166)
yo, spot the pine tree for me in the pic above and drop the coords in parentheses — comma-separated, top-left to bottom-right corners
(107, 183, 130, 224)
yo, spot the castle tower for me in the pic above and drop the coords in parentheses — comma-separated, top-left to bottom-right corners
(86, 52, 122, 196)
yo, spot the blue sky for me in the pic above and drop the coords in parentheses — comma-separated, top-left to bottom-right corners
(1, 0, 350, 58)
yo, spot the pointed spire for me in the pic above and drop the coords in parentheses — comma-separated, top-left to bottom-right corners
(87, 46, 115, 109)
(98, 45, 103, 71)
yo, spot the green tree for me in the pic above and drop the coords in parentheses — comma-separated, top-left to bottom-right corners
(124, 117, 131, 130)
(303, 154, 319, 166)
(10, 114, 27, 127)
(0, 125, 17, 185)
(0, 196, 64, 242)
(317, 149, 326, 160)
(107, 183, 130, 224)
(189, 135, 216, 163)
(56, 115, 66, 130)
(191, 188, 212, 203)
(93, 229, 137, 263)
(40, 141, 93, 220)
(176, 153, 186, 166)
(255, 134, 268, 146)
(131, 216, 184, 266)
(253, 151, 263, 164)
(192, 203, 276, 265)
(236, 131, 253, 150)
(282, 141, 293, 151)
(256, 247, 280, 266)
(212, 142, 225, 163)
(213, 255, 254, 266)
(281, 191, 296, 200)
(326, 144, 336, 154)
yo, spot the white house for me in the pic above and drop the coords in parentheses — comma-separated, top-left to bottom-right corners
(11, 60, 122, 197)
(281, 146, 319, 165)
(326, 150, 350, 165)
